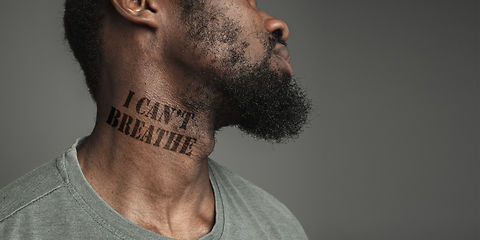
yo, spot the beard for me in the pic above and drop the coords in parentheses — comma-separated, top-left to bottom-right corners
(210, 56, 312, 143)
(179, 1, 312, 143)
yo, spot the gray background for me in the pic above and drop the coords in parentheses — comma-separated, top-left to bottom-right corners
(0, 0, 478, 239)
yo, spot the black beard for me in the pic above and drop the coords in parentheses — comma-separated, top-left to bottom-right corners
(179, 0, 311, 143)
(211, 59, 312, 143)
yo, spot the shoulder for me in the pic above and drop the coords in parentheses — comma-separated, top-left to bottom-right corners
(0, 145, 127, 239)
(208, 159, 308, 239)
(208, 159, 286, 207)
(209, 159, 281, 203)
(0, 157, 66, 222)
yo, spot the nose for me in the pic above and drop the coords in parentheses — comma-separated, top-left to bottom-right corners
(263, 16, 290, 42)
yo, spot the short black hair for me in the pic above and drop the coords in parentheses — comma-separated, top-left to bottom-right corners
(63, 0, 105, 102)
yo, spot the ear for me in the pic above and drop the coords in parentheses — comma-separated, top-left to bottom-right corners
(111, 0, 160, 28)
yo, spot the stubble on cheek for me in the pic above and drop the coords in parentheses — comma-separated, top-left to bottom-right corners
(179, 0, 254, 71)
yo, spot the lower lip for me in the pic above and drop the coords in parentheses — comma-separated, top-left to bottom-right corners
(276, 55, 294, 81)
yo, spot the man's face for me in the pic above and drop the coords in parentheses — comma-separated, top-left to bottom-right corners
(174, 0, 290, 78)
(167, 0, 311, 142)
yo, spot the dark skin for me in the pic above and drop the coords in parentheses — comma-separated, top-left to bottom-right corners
(76, 0, 290, 239)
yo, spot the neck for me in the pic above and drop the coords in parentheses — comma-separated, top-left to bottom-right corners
(77, 77, 217, 239)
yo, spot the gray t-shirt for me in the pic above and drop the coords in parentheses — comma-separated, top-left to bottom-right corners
(0, 139, 308, 239)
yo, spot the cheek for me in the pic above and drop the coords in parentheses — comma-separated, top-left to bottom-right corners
(172, 1, 271, 72)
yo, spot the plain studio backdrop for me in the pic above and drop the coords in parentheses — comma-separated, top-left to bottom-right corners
(0, 0, 478, 239)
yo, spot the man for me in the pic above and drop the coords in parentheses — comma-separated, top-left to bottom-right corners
(0, 0, 311, 239)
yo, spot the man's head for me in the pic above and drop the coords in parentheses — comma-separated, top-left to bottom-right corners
(64, 0, 311, 143)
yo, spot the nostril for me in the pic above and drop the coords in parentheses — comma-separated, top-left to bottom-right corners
(272, 29, 287, 46)
(272, 29, 282, 39)
(264, 17, 290, 42)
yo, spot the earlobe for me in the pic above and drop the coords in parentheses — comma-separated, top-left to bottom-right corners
(111, 0, 160, 28)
